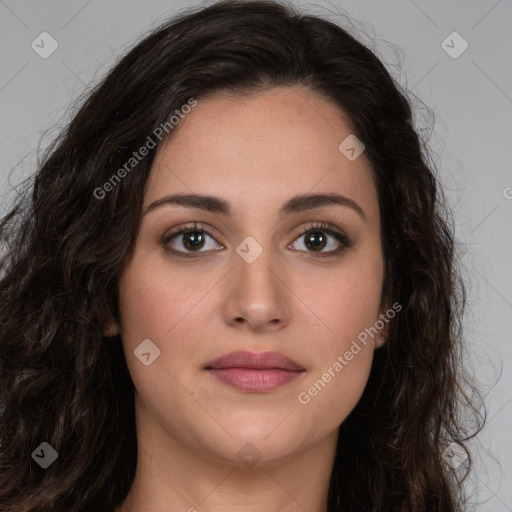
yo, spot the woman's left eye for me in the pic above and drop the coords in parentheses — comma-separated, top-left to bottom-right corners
(288, 222, 350, 257)
(162, 221, 350, 259)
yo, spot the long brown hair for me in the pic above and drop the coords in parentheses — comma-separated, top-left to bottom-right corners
(0, 1, 484, 510)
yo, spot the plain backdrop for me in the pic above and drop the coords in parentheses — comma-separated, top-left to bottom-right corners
(1, 1, 511, 510)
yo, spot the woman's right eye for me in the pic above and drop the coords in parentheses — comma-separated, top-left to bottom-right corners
(162, 224, 224, 259)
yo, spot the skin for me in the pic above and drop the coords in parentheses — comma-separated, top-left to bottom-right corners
(110, 86, 388, 512)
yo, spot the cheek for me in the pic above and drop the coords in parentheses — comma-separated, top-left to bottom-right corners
(117, 254, 216, 381)
(118, 252, 203, 341)
(117, 259, 200, 415)
(297, 345, 374, 434)
(118, 267, 172, 342)
(296, 273, 379, 423)
(308, 251, 384, 352)
(294, 252, 382, 418)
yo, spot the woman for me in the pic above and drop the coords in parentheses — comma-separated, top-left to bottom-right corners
(0, 1, 484, 510)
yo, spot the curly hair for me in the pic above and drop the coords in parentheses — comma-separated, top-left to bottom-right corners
(0, 1, 484, 510)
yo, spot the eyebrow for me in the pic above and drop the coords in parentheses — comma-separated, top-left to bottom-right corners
(143, 192, 367, 222)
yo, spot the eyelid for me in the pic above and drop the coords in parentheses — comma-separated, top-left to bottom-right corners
(291, 221, 348, 244)
(162, 221, 222, 244)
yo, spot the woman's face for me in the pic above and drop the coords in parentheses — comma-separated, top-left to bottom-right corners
(116, 86, 387, 467)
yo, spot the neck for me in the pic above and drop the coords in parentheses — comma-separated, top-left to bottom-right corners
(116, 398, 338, 512)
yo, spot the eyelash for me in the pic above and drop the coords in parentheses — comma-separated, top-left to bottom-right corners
(161, 221, 351, 259)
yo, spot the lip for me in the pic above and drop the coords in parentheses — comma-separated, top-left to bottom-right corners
(204, 350, 305, 393)
(205, 350, 304, 371)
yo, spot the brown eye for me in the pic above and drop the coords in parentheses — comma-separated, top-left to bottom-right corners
(179, 230, 206, 251)
(289, 222, 350, 257)
(162, 224, 223, 259)
(303, 230, 328, 251)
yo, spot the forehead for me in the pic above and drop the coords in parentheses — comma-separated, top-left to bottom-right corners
(145, 87, 379, 223)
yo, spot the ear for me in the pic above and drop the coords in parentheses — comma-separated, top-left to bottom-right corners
(102, 313, 121, 338)
(375, 322, 388, 349)
(375, 302, 391, 349)
(102, 321, 120, 337)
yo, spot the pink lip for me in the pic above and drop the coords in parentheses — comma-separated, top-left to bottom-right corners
(204, 351, 305, 393)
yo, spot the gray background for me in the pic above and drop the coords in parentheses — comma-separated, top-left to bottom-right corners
(1, 0, 511, 509)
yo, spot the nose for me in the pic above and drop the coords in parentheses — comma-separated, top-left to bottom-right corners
(221, 243, 291, 333)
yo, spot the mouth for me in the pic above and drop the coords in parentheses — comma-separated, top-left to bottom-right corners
(204, 350, 306, 393)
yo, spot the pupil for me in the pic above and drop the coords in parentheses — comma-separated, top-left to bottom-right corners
(184, 231, 204, 250)
(306, 231, 326, 251)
